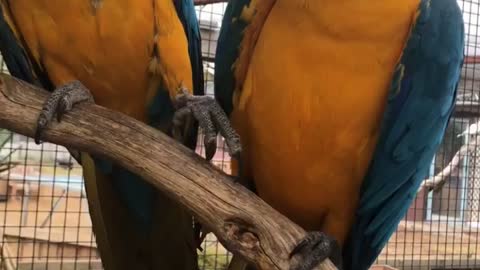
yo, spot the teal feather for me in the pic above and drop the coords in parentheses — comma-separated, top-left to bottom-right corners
(214, 0, 251, 116)
(0, 3, 53, 90)
(344, 0, 464, 269)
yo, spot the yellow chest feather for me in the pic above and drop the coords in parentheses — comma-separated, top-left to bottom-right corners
(231, 0, 420, 232)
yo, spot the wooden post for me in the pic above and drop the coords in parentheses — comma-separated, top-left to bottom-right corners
(0, 74, 337, 270)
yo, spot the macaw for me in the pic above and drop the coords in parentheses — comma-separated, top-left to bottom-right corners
(0, 1, 240, 269)
(215, 0, 464, 269)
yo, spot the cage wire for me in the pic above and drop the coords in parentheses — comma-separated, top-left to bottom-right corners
(0, 1, 477, 270)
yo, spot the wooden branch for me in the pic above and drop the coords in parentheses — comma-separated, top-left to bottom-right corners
(418, 144, 469, 192)
(0, 74, 337, 270)
(418, 135, 480, 193)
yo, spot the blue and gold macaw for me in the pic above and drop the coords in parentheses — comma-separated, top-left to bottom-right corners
(215, 0, 464, 269)
(0, 1, 239, 269)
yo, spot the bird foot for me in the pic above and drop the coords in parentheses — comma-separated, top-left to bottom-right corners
(289, 232, 343, 270)
(173, 88, 241, 161)
(35, 81, 94, 144)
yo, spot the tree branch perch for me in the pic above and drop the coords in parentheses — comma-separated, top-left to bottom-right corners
(418, 132, 480, 193)
(0, 74, 337, 270)
(418, 143, 470, 192)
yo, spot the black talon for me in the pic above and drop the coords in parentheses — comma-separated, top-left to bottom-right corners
(173, 88, 242, 160)
(34, 80, 94, 144)
(204, 134, 217, 161)
(172, 106, 192, 143)
(56, 98, 67, 122)
(34, 114, 48, 144)
(289, 232, 343, 270)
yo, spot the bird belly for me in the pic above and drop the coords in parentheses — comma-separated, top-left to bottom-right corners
(231, 0, 419, 242)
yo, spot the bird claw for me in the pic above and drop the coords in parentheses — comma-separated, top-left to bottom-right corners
(35, 81, 94, 144)
(173, 88, 241, 161)
(289, 232, 343, 270)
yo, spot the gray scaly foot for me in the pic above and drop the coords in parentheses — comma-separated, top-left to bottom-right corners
(173, 88, 241, 161)
(289, 232, 343, 270)
(174, 87, 243, 251)
(35, 81, 94, 144)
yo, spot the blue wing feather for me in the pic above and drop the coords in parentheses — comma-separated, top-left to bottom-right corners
(174, 0, 204, 98)
(0, 10, 32, 83)
(0, 3, 53, 90)
(173, 0, 204, 148)
(343, 1, 465, 269)
(214, 0, 251, 116)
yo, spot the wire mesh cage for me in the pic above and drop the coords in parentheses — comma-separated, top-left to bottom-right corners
(0, 1, 477, 270)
